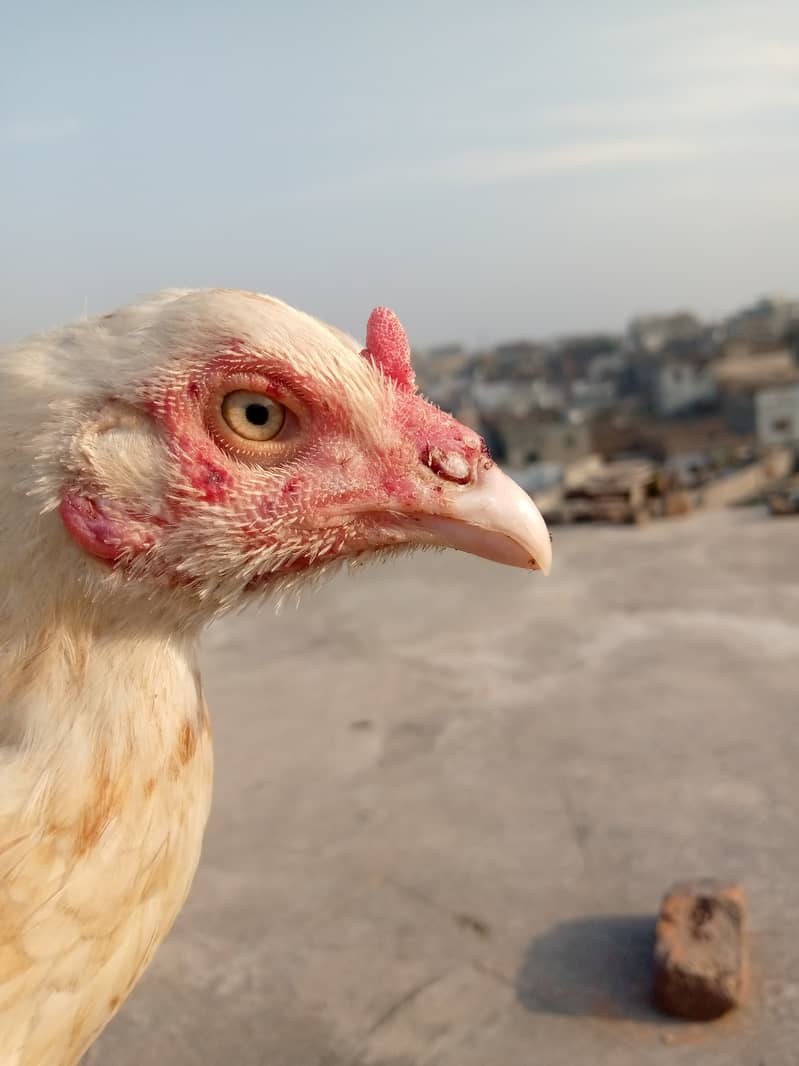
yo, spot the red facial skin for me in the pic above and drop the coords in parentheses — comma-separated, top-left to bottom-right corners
(59, 308, 490, 592)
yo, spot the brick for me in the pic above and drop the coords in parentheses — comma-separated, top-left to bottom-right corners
(653, 879, 748, 1021)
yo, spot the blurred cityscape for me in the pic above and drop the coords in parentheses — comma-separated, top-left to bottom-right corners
(415, 293, 799, 525)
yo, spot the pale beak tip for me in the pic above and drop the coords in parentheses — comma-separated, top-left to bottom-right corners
(533, 539, 553, 576)
(420, 463, 554, 575)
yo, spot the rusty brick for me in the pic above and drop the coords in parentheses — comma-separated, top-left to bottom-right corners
(653, 879, 748, 1021)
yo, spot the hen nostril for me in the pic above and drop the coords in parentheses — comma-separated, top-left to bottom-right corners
(424, 445, 472, 485)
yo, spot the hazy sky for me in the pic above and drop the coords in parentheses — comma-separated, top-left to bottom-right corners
(2, 1, 798, 348)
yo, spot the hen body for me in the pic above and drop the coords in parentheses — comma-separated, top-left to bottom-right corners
(0, 290, 550, 1063)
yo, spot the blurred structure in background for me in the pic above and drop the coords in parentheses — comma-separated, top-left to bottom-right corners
(415, 293, 799, 524)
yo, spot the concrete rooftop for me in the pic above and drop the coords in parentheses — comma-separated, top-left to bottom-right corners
(88, 507, 799, 1065)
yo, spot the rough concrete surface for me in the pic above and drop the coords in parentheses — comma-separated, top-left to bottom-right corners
(87, 508, 799, 1065)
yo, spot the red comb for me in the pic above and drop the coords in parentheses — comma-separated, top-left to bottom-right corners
(361, 307, 415, 392)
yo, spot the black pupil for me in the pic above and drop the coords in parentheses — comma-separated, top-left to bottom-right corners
(245, 403, 269, 426)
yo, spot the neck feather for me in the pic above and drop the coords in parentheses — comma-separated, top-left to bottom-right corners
(0, 515, 205, 780)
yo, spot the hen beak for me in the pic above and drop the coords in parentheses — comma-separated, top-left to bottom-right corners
(407, 462, 552, 574)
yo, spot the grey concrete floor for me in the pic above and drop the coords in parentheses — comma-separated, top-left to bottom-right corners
(88, 507, 799, 1065)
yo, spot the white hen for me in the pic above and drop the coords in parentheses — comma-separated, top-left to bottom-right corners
(0, 289, 551, 1064)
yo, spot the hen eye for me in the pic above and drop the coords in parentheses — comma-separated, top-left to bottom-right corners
(220, 391, 286, 442)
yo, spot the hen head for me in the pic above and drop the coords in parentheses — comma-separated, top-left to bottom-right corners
(21, 289, 550, 621)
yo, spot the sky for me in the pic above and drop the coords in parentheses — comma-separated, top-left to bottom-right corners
(2, 0, 799, 349)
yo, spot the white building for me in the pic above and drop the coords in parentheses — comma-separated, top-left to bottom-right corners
(755, 382, 799, 446)
(570, 377, 618, 412)
(652, 360, 717, 417)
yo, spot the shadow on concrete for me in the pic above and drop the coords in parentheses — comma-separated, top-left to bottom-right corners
(515, 914, 666, 1023)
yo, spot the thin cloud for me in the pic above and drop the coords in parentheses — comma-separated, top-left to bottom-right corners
(3, 117, 82, 144)
(540, 22, 799, 138)
(607, 5, 799, 49)
(313, 136, 708, 198)
(602, 4, 799, 77)
(666, 38, 799, 75)
(550, 84, 799, 128)
(407, 137, 704, 187)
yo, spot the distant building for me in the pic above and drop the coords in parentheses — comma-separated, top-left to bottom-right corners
(414, 344, 474, 400)
(555, 335, 621, 383)
(714, 348, 797, 390)
(470, 380, 515, 414)
(722, 295, 799, 350)
(471, 379, 564, 417)
(423, 379, 471, 416)
(479, 341, 550, 382)
(716, 348, 799, 439)
(755, 382, 799, 447)
(493, 340, 546, 362)
(652, 359, 718, 417)
(586, 351, 627, 381)
(486, 410, 592, 467)
(723, 389, 758, 437)
(508, 461, 564, 494)
(426, 343, 467, 361)
(627, 312, 705, 355)
(570, 377, 619, 412)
